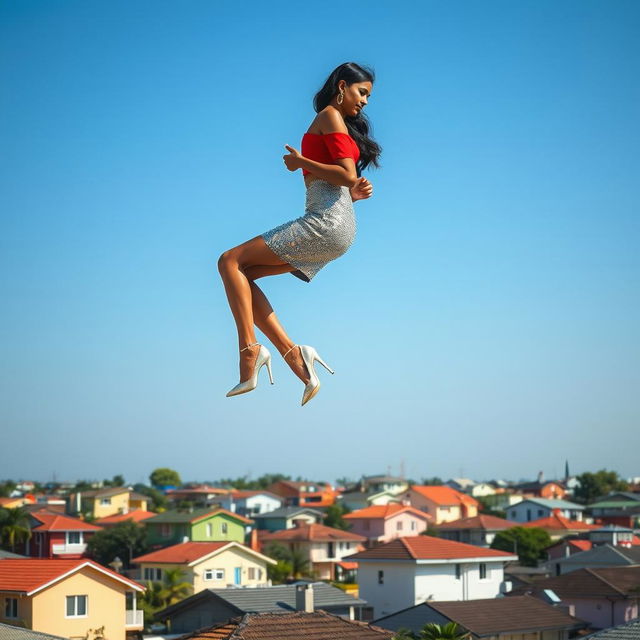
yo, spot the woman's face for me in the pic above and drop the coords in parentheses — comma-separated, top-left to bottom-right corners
(338, 80, 372, 117)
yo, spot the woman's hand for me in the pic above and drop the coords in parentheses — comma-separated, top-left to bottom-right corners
(283, 144, 303, 171)
(350, 177, 373, 202)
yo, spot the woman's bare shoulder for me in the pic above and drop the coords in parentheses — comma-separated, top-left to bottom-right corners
(306, 106, 348, 135)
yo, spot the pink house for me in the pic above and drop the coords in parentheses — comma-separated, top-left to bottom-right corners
(344, 504, 431, 545)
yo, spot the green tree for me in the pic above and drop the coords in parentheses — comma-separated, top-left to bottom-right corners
(133, 484, 168, 511)
(573, 470, 629, 504)
(264, 542, 311, 580)
(392, 629, 416, 640)
(103, 474, 126, 488)
(87, 520, 149, 568)
(421, 477, 443, 486)
(149, 468, 181, 489)
(324, 503, 351, 530)
(159, 567, 192, 606)
(419, 622, 470, 640)
(0, 507, 32, 551)
(491, 526, 551, 567)
(139, 580, 165, 625)
(421, 526, 440, 537)
(476, 496, 506, 519)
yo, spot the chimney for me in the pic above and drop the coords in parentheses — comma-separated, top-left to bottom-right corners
(250, 528, 260, 552)
(295, 584, 314, 612)
(537, 471, 544, 483)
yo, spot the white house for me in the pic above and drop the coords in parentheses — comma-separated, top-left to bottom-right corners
(218, 491, 283, 517)
(346, 535, 517, 618)
(506, 498, 584, 523)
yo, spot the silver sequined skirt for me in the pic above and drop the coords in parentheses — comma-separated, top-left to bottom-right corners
(261, 179, 356, 282)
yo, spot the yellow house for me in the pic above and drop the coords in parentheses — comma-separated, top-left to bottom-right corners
(69, 488, 149, 519)
(405, 486, 479, 524)
(133, 541, 276, 592)
(0, 558, 144, 640)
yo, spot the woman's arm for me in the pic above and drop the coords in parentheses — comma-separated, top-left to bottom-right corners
(284, 145, 358, 188)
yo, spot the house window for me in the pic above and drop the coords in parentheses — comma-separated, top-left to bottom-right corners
(221, 522, 228, 535)
(66, 531, 82, 545)
(248, 567, 256, 580)
(160, 523, 171, 538)
(526, 509, 531, 521)
(257, 568, 262, 580)
(411, 521, 416, 531)
(538, 509, 544, 517)
(4, 597, 18, 619)
(143, 568, 163, 581)
(397, 521, 403, 531)
(206, 523, 213, 537)
(66, 595, 88, 618)
(203, 568, 224, 581)
(100, 498, 111, 506)
(327, 542, 334, 557)
(479, 563, 487, 580)
(455, 564, 461, 580)
(378, 570, 384, 584)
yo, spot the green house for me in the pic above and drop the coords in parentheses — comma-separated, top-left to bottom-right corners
(146, 508, 252, 547)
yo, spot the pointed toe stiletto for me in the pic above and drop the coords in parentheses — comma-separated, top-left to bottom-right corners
(284, 344, 334, 406)
(226, 342, 274, 397)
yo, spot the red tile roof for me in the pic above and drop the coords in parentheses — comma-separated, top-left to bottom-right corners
(521, 514, 599, 531)
(344, 504, 431, 521)
(411, 486, 479, 508)
(180, 611, 393, 639)
(133, 541, 233, 564)
(0, 558, 144, 594)
(570, 540, 593, 551)
(259, 523, 366, 543)
(31, 513, 102, 532)
(437, 515, 513, 530)
(347, 536, 518, 561)
(94, 509, 156, 525)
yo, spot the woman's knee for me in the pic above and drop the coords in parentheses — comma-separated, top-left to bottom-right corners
(217, 249, 236, 275)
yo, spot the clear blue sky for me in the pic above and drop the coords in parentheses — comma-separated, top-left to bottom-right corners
(1, 1, 638, 486)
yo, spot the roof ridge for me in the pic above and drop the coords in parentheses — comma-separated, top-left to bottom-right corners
(588, 567, 630, 596)
(400, 537, 417, 559)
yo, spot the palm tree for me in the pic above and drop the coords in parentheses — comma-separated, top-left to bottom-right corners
(419, 622, 470, 640)
(139, 581, 165, 625)
(288, 547, 311, 579)
(0, 507, 31, 552)
(160, 567, 192, 606)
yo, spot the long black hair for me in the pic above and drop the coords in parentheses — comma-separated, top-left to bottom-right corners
(313, 62, 382, 175)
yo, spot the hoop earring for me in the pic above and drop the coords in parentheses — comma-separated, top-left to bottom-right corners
(337, 91, 344, 105)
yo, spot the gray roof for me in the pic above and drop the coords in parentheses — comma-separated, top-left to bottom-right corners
(146, 508, 223, 524)
(583, 619, 640, 640)
(156, 582, 366, 619)
(555, 544, 640, 567)
(0, 549, 26, 559)
(514, 498, 584, 510)
(0, 623, 67, 640)
(254, 506, 323, 519)
(592, 525, 634, 533)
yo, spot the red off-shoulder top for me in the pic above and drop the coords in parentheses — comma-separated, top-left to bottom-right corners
(301, 131, 360, 177)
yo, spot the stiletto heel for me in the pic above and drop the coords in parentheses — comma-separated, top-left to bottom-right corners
(226, 343, 274, 397)
(284, 344, 334, 406)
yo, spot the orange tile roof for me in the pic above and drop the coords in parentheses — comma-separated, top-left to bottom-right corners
(94, 509, 156, 525)
(344, 504, 431, 521)
(347, 535, 518, 561)
(259, 523, 366, 543)
(133, 541, 232, 564)
(437, 515, 513, 530)
(411, 486, 479, 507)
(570, 540, 593, 551)
(0, 558, 144, 594)
(31, 513, 102, 532)
(521, 514, 599, 531)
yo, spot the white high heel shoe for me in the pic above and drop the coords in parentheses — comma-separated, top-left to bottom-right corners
(284, 344, 334, 406)
(226, 342, 274, 397)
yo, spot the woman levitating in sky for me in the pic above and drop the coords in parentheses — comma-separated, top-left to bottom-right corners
(218, 62, 382, 405)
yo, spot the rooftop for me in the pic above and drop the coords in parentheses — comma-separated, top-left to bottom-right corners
(145, 507, 252, 525)
(437, 514, 513, 530)
(583, 618, 640, 640)
(410, 486, 479, 508)
(514, 497, 584, 510)
(521, 514, 599, 531)
(254, 506, 324, 519)
(94, 509, 156, 525)
(260, 523, 366, 543)
(344, 504, 431, 521)
(30, 513, 102, 532)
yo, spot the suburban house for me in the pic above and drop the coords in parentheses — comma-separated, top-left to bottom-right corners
(165, 486, 230, 508)
(437, 514, 513, 547)
(155, 582, 368, 633)
(252, 506, 323, 532)
(0, 496, 34, 509)
(95, 509, 156, 527)
(343, 504, 431, 545)
(521, 514, 599, 539)
(145, 508, 252, 547)
(167, 610, 394, 640)
(589, 525, 639, 546)
(470, 483, 497, 498)
(132, 540, 275, 591)
(546, 539, 594, 563)
(339, 489, 401, 512)
(403, 486, 479, 524)
(21, 511, 102, 558)
(267, 480, 338, 508)
(373, 595, 586, 639)
(68, 487, 148, 519)
(259, 522, 366, 580)
(507, 498, 585, 523)
(0, 558, 144, 640)
(588, 494, 640, 528)
(445, 479, 476, 494)
(546, 544, 640, 576)
(514, 478, 567, 500)
(217, 490, 283, 517)
(510, 566, 640, 629)
(359, 475, 409, 496)
(346, 535, 518, 618)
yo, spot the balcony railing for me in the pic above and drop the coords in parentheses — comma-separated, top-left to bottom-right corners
(52, 543, 87, 555)
(126, 610, 144, 627)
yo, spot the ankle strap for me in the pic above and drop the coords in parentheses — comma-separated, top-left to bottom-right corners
(240, 342, 259, 352)
(282, 344, 298, 359)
